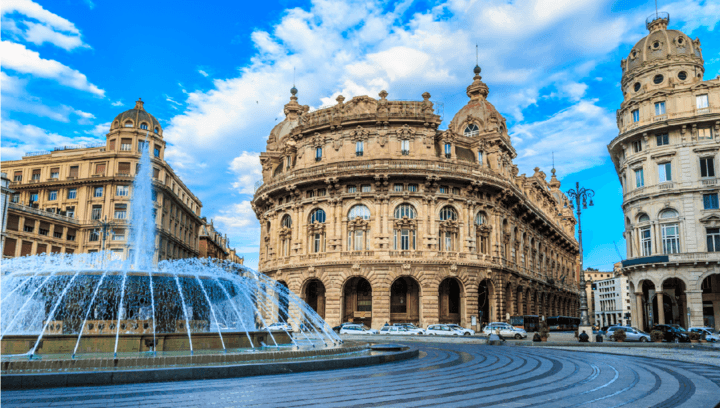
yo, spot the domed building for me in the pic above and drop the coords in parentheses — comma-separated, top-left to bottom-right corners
(608, 13, 720, 331)
(252, 67, 581, 329)
(2, 99, 204, 262)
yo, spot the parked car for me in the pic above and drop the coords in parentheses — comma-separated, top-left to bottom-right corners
(425, 324, 463, 336)
(263, 322, 292, 332)
(482, 322, 528, 339)
(392, 323, 425, 335)
(689, 327, 720, 342)
(332, 322, 362, 333)
(446, 324, 475, 336)
(339, 324, 378, 335)
(380, 326, 413, 335)
(606, 326, 650, 342)
(650, 324, 690, 343)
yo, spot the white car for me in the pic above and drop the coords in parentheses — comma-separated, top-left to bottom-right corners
(483, 322, 528, 339)
(380, 326, 413, 335)
(425, 324, 463, 336)
(689, 327, 720, 342)
(392, 323, 425, 335)
(339, 324, 379, 335)
(446, 324, 475, 336)
(263, 322, 292, 332)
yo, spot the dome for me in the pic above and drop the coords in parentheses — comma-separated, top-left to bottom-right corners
(448, 66, 507, 136)
(112, 99, 162, 134)
(624, 15, 701, 75)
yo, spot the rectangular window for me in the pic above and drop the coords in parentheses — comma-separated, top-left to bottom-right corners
(307, 190, 315, 198)
(632, 140, 642, 153)
(632, 109, 639, 122)
(154, 147, 160, 157)
(703, 193, 719, 209)
(11, 193, 19, 203)
(408, 184, 418, 192)
(444, 143, 452, 158)
(635, 168, 645, 187)
(94, 186, 103, 197)
(641, 227, 652, 256)
(95, 163, 106, 175)
(91, 205, 102, 220)
(697, 94, 709, 109)
(66, 206, 75, 218)
(662, 224, 680, 254)
(356, 141, 364, 156)
(39, 228, 48, 236)
(452, 187, 460, 195)
(354, 230, 364, 251)
(114, 204, 127, 219)
(31, 169, 40, 180)
(478, 151, 483, 165)
(361, 184, 371, 192)
(658, 162, 672, 182)
(153, 168, 160, 179)
(707, 228, 720, 252)
(48, 190, 57, 201)
(347, 185, 356, 193)
(118, 162, 131, 175)
(656, 133, 669, 146)
(443, 231, 453, 251)
(700, 157, 715, 178)
(50, 168, 59, 179)
(318, 189, 326, 196)
(13, 171, 22, 182)
(116, 185, 129, 196)
(439, 186, 448, 194)
(69, 166, 79, 178)
(113, 229, 125, 241)
(120, 138, 132, 151)
(655, 101, 666, 115)
(89, 231, 99, 242)
(67, 188, 77, 199)
(315, 147, 322, 161)
(314, 233, 322, 253)
(401, 140, 410, 155)
(53, 230, 63, 239)
(29, 192, 38, 204)
(23, 224, 34, 233)
(394, 184, 404, 192)
(109, 139, 116, 150)
(138, 140, 147, 151)
(698, 127, 713, 140)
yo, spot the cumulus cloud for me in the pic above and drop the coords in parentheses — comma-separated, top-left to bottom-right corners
(1, 0, 90, 51)
(229, 151, 263, 195)
(1, 118, 102, 160)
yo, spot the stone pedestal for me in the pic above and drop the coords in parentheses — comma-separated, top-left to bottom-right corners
(578, 325, 595, 342)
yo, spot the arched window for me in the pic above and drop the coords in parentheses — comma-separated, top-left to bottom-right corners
(281, 215, 292, 228)
(464, 123, 479, 137)
(113, 121, 119, 129)
(394, 204, 416, 219)
(310, 208, 326, 224)
(474, 211, 486, 225)
(439, 206, 457, 221)
(140, 123, 148, 130)
(659, 209, 679, 219)
(348, 205, 370, 220)
(638, 213, 650, 222)
(154, 127, 159, 134)
(124, 121, 133, 127)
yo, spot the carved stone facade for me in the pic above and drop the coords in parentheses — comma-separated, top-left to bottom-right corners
(608, 14, 720, 331)
(253, 69, 581, 329)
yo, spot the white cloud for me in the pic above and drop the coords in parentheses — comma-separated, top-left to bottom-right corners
(229, 151, 262, 195)
(198, 69, 209, 77)
(214, 201, 260, 231)
(86, 122, 111, 137)
(1, 118, 102, 160)
(1, 0, 89, 51)
(1, 41, 104, 96)
(111, 100, 124, 106)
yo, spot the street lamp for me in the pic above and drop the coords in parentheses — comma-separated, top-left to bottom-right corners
(92, 215, 118, 253)
(566, 181, 595, 328)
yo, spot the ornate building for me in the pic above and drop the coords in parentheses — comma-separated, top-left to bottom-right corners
(252, 67, 581, 329)
(1, 99, 204, 262)
(608, 13, 720, 331)
(199, 218, 244, 264)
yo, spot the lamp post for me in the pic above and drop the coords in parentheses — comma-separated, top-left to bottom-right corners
(566, 181, 595, 328)
(93, 215, 118, 253)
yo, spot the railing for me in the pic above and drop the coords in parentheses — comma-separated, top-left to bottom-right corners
(9, 202, 79, 224)
(697, 108, 711, 115)
(616, 107, 718, 141)
(668, 252, 720, 262)
(24, 151, 51, 157)
(702, 178, 717, 186)
(52, 143, 105, 152)
(653, 114, 667, 122)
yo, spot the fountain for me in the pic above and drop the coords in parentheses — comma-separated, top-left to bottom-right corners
(0, 140, 341, 361)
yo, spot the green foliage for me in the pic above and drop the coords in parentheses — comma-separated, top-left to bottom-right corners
(539, 320, 550, 338)
(650, 330, 664, 342)
(612, 328, 626, 341)
(688, 331, 701, 341)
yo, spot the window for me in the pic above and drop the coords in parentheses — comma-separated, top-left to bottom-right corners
(117, 185, 129, 196)
(114, 204, 127, 219)
(310, 208, 326, 224)
(394, 184, 404, 192)
(439, 206, 457, 221)
(662, 224, 680, 254)
(13, 171, 22, 182)
(29, 192, 38, 204)
(121, 139, 132, 151)
(655, 102, 666, 115)
(653, 74, 664, 84)
(48, 190, 57, 201)
(394, 204, 416, 219)
(361, 184, 371, 192)
(315, 147, 322, 161)
(66, 206, 75, 218)
(659, 209, 678, 219)
(347, 185, 357, 193)
(89, 231, 99, 242)
(697, 94, 709, 109)
(441, 230, 454, 251)
(634, 168, 644, 187)
(658, 163, 672, 182)
(632, 109, 639, 122)
(313, 233, 324, 253)
(307, 190, 315, 198)
(698, 127, 713, 140)
(464, 124, 479, 137)
(632, 140, 642, 153)
(640, 227, 652, 256)
(318, 189, 326, 196)
(91, 205, 102, 220)
(678, 71, 687, 81)
(140, 123, 148, 130)
(39, 228, 48, 236)
(31, 170, 40, 180)
(478, 151, 483, 165)
(475, 212, 485, 225)
(395, 229, 415, 250)
(401, 140, 410, 155)
(444, 143, 452, 158)
(69, 166, 79, 178)
(53, 230, 63, 239)
(633, 82, 641, 92)
(94, 186, 103, 197)
(408, 184, 418, 192)
(356, 141, 364, 156)
(153, 168, 160, 179)
(50, 168, 59, 179)
(707, 228, 720, 252)
(438, 186, 447, 194)
(349, 205, 371, 220)
(701, 157, 715, 178)
(95, 163, 106, 175)
(23, 224, 34, 233)
(11, 194, 19, 203)
(151, 190, 157, 201)
(154, 147, 160, 157)
(656, 133, 669, 146)
(452, 187, 460, 195)
(704, 194, 719, 209)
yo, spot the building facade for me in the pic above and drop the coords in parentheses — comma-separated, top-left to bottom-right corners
(199, 218, 244, 264)
(1, 99, 204, 262)
(252, 67, 581, 330)
(593, 275, 632, 328)
(585, 268, 617, 325)
(608, 14, 720, 330)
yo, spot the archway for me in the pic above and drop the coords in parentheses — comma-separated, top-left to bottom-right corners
(342, 277, 373, 327)
(657, 278, 687, 327)
(478, 279, 495, 325)
(304, 279, 326, 320)
(390, 277, 420, 325)
(702, 273, 720, 331)
(439, 278, 462, 324)
(639, 280, 656, 331)
(276, 281, 289, 323)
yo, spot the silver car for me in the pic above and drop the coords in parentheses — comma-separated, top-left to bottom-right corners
(606, 326, 650, 342)
(689, 327, 719, 342)
(392, 323, 425, 335)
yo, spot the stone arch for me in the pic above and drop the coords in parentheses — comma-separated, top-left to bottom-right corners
(438, 277, 463, 324)
(340, 199, 376, 217)
(657, 277, 688, 327)
(390, 275, 421, 325)
(478, 278, 496, 325)
(301, 278, 327, 319)
(341, 276, 373, 327)
(700, 272, 720, 330)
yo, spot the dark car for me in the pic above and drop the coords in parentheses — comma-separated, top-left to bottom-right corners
(650, 324, 690, 343)
(597, 326, 610, 336)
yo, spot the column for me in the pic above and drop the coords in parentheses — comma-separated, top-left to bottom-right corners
(685, 290, 705, 328)
(635, 292, 644, 329)
(656, 291, 665, 325)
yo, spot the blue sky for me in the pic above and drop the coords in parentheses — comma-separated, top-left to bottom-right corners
(2, 0, 719, 271)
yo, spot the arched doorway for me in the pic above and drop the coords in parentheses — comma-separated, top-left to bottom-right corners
(478, 279, 494, 325)
(304, 279, 326, 319)
(276, 281, 289, 323)
(439, 278, 462, 324)
(639, 280, 656, 331)
(702, 274, 720, 331)
(342, 277, 372, 327)
(657, 278, 687, 327)
(390, 277, 420, 325)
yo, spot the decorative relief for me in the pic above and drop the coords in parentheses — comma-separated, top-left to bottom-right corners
(396, 124, 416, 141)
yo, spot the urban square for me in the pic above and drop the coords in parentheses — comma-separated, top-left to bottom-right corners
(1, 0, 719, 407)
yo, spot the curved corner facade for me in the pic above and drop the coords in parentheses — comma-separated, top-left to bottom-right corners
(252, 70, 581, 329)
(608, 15, 720, 331)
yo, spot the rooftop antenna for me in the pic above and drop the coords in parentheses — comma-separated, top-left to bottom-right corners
(475, 44, 478, 66)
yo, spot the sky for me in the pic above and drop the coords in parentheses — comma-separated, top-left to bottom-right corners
(2, 0, 719, 271)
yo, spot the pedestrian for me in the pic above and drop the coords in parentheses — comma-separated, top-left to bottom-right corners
(533, 332, 541, 342)
(579, 331, 589, 342)
(384, 322, 389, 327)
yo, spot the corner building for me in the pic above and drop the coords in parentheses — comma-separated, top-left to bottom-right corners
(252, 68, 581, 329)
(608, 14, 720, 330)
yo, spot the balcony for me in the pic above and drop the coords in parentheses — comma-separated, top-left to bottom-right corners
(653, 114, 667, 122)
(9, 202, 79, 224)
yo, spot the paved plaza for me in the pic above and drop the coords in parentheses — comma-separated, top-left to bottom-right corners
(3, 341, 720, 407)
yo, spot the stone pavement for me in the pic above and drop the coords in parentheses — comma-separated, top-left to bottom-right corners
(3, 341, 720, 407)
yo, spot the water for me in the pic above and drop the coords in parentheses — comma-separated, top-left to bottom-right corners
(0, 141, 340, 359)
